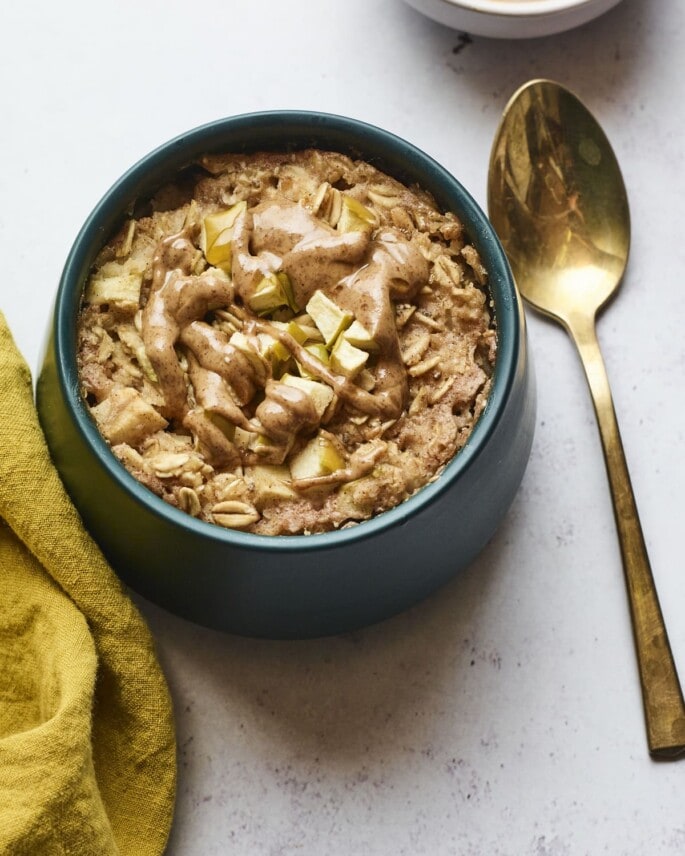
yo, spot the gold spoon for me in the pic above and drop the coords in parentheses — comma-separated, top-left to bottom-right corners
(488, 78, 685, 759)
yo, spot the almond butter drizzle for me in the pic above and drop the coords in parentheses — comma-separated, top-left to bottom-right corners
(141, 199, 429, 464)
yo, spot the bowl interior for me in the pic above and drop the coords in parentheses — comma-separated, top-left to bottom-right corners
(439, 0, 596, 14)
(54, 111, 521, 551)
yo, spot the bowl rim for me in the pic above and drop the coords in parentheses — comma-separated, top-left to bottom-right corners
(53, 110, 521, 554)
(431, 0, 602, 17)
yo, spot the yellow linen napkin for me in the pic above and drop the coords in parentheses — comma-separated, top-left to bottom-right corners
(0, 311, 176, 855)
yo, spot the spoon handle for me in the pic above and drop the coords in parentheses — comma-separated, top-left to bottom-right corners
(568, 314, 685, 758)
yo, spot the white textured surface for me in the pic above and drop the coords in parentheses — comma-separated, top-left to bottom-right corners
(2, 0, 684, 853)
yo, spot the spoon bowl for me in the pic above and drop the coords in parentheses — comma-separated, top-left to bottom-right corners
(489, 79, 630, 327)
(489, 79, 685, 758)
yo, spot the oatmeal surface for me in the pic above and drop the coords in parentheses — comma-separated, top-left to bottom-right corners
(77, 149, 496, 535)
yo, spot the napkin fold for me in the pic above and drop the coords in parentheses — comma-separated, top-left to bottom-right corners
(0, 311, 176, 855)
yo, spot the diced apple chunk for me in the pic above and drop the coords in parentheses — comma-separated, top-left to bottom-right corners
(330, 336, 369, 379)
(289, 314, 324, 343)
(201, 201, 246, 269)
(91, 388, 167, 447)
(229, 331, 265, 370)
(280, 373, 334, 419)
(290, 434, 345, 481)
(342, 320, 378, 351)
(234, 426, 259, 450)
(337, 196, 377, 233)
(249, 272, 297, 315)
(297, 343, 330, 379)
(269, 319, 310, 355)
(85, 260, 144, 309)
(305, 343, 330, 362)
(258, 332, 291, 367)
(249, 464, 296, 505)
(305, 290, 352, 347)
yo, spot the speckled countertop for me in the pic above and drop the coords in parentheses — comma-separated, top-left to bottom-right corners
(2, 1, 684, 853)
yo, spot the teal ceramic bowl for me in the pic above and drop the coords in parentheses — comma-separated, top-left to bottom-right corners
(37, 112, 535, 639)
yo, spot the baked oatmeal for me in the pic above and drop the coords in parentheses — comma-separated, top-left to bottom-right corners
(76, 149, 496, 535)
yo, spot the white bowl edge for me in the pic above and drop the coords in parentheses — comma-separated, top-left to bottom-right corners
(402, 0, 623, 38)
